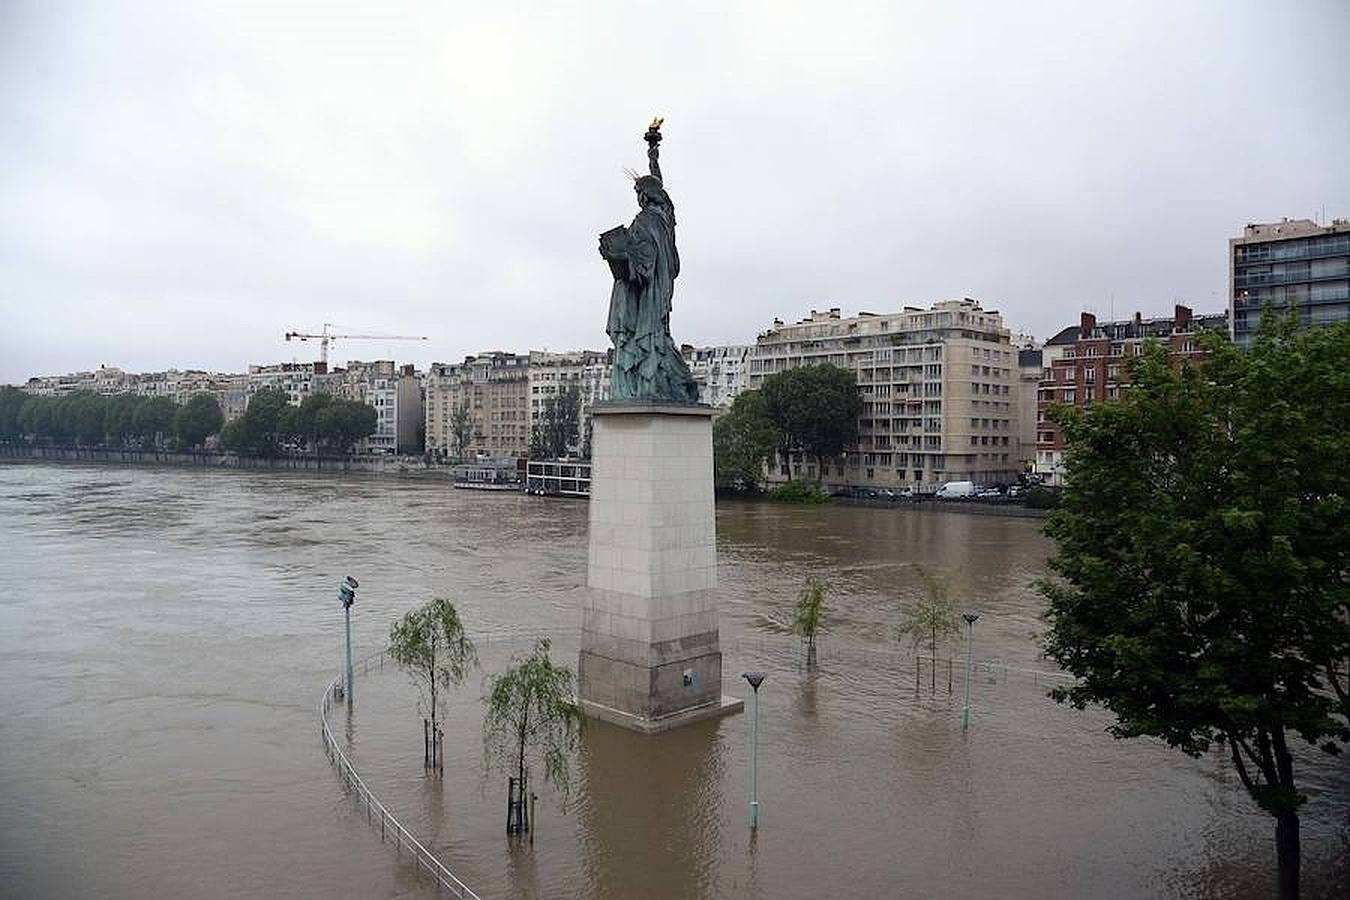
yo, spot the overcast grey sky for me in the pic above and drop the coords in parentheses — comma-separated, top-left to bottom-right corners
(2, 0, 1348, 383)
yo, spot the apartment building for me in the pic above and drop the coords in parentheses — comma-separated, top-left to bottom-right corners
(526, 350, 611, 454)
(424, 352, 530, 459)
(246, 361, 339, 406)
(747, 299, 1022, 490)
(682, 344, 750, 409)
(1034, 306, 1227, 485)
(1230, 217, 1350, 349)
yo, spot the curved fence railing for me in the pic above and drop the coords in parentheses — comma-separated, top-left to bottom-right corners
(319, 651, 483, 900)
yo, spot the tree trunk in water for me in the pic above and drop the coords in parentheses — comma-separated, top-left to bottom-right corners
(1275, 812, 1300, 899)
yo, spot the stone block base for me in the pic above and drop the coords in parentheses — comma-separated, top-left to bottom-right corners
(578, 403, 740, 733)
(579, 694, 744, 735)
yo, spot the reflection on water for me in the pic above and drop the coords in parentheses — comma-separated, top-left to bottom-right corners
(0, 463, 1345, 900)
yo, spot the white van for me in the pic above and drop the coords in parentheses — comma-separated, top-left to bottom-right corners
(936, 480, 976, 499)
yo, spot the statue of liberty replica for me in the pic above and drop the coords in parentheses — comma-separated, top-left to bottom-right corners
(579, 120, 740, 734)
(598, 119, 701, 403)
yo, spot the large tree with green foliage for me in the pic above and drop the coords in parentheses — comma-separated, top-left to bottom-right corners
(220, 387, 289, 456)
(174, 394, 224, 448)
(760, 364, 861, 482)
(0, 388, 26, 442)
(712, 389, 782, 489)
(1041, 319, 1349, 900)
(482, 638, 581, 835)
(529, 385, 581, 459)
(387, 598, 478, 762)
(449, 400, 474, 460)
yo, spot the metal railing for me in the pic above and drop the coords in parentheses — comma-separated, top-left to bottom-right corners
(319, 651, 483, 900)
(721, 632, 1075, 687)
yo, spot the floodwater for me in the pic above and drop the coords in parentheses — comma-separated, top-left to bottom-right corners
(0, 462, 1344, 900)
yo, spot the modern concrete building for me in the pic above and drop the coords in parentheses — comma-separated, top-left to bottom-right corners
(1015, 346, 1043, 475)
(526, 350, 611, 455)
(747, 299, 1023, 490)
(424, 352, 530, 459)
(1034, 306, 1227, 485)
(1230, 217, 1350, 349)
(681, 344, 750, 409)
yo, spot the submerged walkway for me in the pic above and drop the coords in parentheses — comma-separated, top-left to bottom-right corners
(319, 652, 483, 899)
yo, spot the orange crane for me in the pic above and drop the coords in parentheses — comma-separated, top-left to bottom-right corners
(283, 323, 428, 365)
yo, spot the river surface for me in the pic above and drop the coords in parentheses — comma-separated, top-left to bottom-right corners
(0, 462, 1345, 900)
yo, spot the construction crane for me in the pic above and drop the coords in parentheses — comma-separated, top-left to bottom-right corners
(283, 323, 428, 365)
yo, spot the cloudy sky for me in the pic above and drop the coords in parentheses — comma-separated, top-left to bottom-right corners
(2, 1, 1347, 384)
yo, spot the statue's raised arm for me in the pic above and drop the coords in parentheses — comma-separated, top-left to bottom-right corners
(644, 117, 664, 183)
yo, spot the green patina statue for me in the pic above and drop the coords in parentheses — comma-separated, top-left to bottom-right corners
(598, 119, 700, 404)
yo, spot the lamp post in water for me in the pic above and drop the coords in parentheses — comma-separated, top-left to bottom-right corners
(338, 576, 359, 703)
(961, 612, 980, 730)
(742, 671, 766, 828)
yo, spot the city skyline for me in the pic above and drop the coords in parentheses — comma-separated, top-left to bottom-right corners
(3, 3, 1348, 384)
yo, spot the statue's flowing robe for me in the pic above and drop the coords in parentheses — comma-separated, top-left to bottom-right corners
(605, 204, 699, 402)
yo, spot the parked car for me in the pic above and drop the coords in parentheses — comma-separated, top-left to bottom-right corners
(935, 480, 977, 499)
(1007, 484, 1025, 499)
(975, 487, 1004, 500)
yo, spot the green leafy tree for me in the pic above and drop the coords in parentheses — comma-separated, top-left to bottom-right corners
(134, 397, 177, 448)
(761, 364, 861, 482)
(282, 393, 332, 452)
(1041, 320, 1349, 900)
(712, 389, 781, 489)
(387, 598, 478, 760)
(70, 392, 109, 445)
(104, 394, 141, 447)
(898, 564, 960, 694)
(450, 400, 474, 460)
(0, 387, 26, 441)
(530, 386, 581, 459)
(174, 394, 224, 449)
(18, 396, 55, 443)
(324, 398, 378, 454)
(793, 576, 827, 666)
(482, 638, 581, 834)
(227, 387, 289, 456)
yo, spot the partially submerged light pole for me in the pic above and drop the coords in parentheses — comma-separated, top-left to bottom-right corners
(338, 576, 359, 703)
(743, 671, 766, 828)
(961, 613, 980, 730)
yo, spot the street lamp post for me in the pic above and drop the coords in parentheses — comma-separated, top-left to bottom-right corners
(742, 671, 766, 828)
(961, 613, 980, 730)
(338, 576, 359, 703)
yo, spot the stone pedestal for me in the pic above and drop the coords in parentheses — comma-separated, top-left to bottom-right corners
(578, 403, 743, 734)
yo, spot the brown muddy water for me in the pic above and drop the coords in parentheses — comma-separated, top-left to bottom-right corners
(0, 463, 1344, 899)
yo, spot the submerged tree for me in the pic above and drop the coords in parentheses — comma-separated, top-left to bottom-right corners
(793, 576, 827, 667)
(387, 598, 478, 769)
(482, 638, 581, 836)
(897, 565, 961, 694)
(1041, 319, 1349, 900)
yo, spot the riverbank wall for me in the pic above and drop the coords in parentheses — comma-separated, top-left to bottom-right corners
(0, 443, 444, 476)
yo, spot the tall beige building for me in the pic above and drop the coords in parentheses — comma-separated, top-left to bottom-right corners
(425, 352, 529, 459)
(747, 299, 1022, 490)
